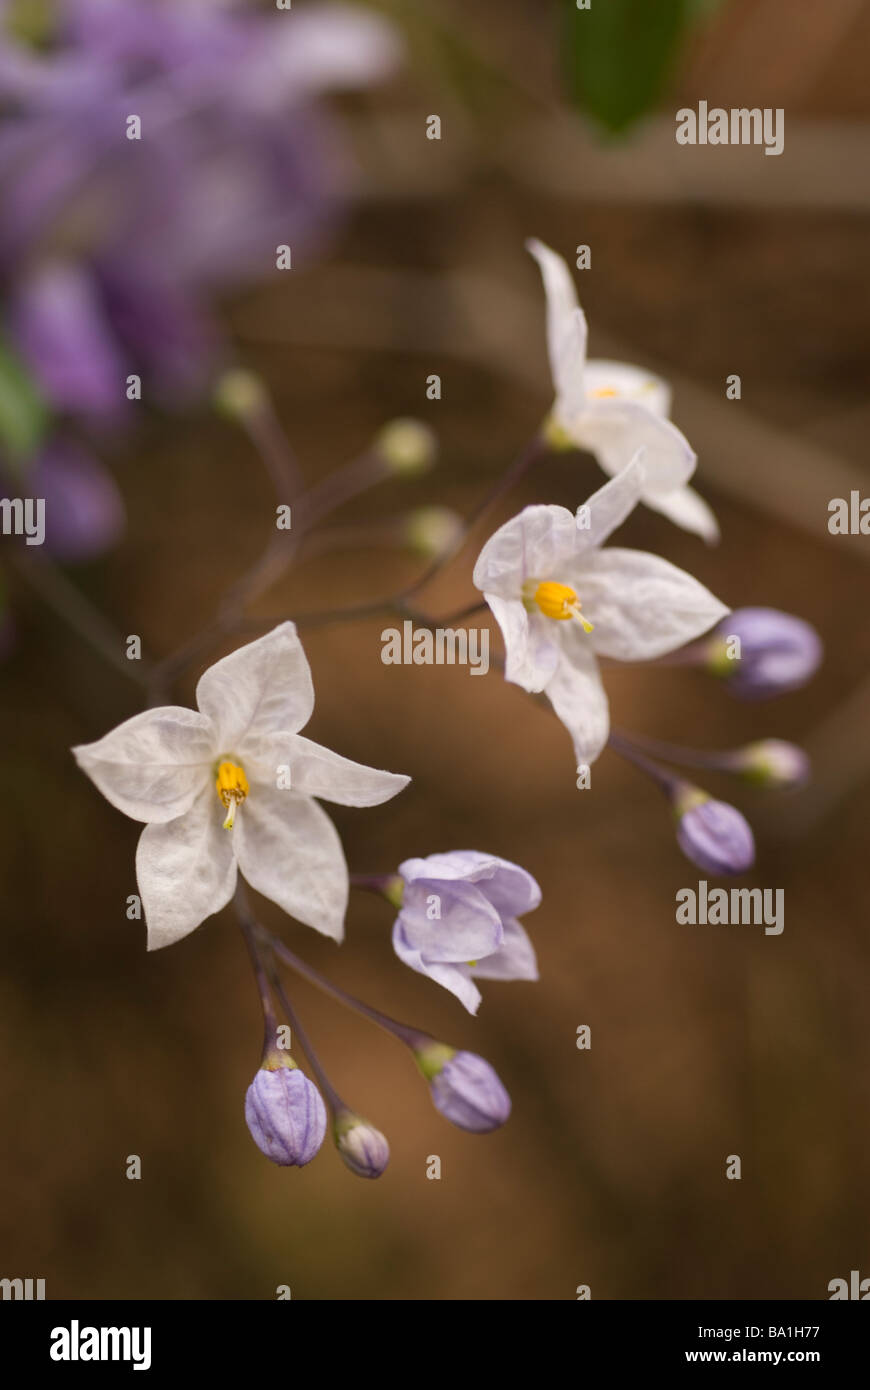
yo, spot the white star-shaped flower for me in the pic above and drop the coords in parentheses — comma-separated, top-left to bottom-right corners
(473, 458, 729, 765)
(73, 623, 409, 950)
(527, 238, 719, 543)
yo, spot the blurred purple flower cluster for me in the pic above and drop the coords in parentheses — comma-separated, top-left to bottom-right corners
(0, 0, 399, 559)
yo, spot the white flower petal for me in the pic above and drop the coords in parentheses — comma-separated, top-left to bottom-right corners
(526, 238, 587, 412)
(196, 622, 314, 752)
(544, 635, 610, 766)
(234, 786, 348, 941)
(580, 548, 730, 660)
(242, 5, 402, 110)
(471, 918, 539, 982)
(244, 732, 409, 807)
(487, 595, 560, 693)
(576, 453, 645, 553)
(392, 920, 482, 1015)
(397, 879, 503, 962)
(642, 484, 720, 543)
(572, 399, 696, 493)
(400, 850, 542, 918)
(136, 788, 237, 951)
(473, 504, 578, 598)
(73, 706, 214, 824)
(582, 359, 671, 417)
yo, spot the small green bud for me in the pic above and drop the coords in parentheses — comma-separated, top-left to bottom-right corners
(375, 418, 437, 476)
(213, 368, 269, 421)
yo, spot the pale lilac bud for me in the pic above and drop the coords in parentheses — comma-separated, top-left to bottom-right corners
(731, 739, 810, 790)
(334, 1111, 390, 1179)
(707, 608, 822, 700)
(245, 1063, 327, 1167)
(674, 788, 755, 877)
(416, 1043, 511, 1133)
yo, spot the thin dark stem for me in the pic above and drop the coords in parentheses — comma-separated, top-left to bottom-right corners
(612, 728, 739, 773)
(607, 731, 683, 794)
(293, 449, 388, 531)
(292, 520, 410, 559)
(271, 596, 489, 633)
(285, 595, 399, 631)
(647, 642, 708, 668)
(349, 873, 393, 894)
(11, 551, 152, 686)
(394, 432, 547, 602)
(402, 599, 489, 627)
(267, 966, 343, 1113)
(263, 930, 428, 1051)
(232, 435, 544, 634)
(152, 432, 545, 686)
(239, 390, 304, 502)
(235, 884, 278, 1049)
(149, 448, 394, 686)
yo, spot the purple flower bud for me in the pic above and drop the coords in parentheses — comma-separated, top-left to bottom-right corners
(707, 608, 822, 700)
(31, 442, 125, 561)
(245, 1063, 326, 1167)
(732, 739, 810, 790)
(675, 789, 755, 877)
(9, 261, 126, 421)
(416, 1044, 511, 1133)
(334, 1112, 390, 1179)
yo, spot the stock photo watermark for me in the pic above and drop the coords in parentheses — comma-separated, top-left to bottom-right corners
(675, 102, 785, 156)
(381, 620, 489, 675)
(0, 497, 44, 545)
(676, 883, 784, 935)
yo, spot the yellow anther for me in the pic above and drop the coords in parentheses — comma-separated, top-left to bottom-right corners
(532, 581, 594, 632)
(589, 386, 619, 398)
(215, 761, 249, 830)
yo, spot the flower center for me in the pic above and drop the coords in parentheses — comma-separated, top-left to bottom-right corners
(215, 761, 249, 830)
(588, 386, 619, 398)
(526, 580, 594, 632)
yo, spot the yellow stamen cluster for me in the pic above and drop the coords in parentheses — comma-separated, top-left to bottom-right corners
(215, 761, 249, 830)
(531, 581, 594, 632)
(589, 386, 619, 398)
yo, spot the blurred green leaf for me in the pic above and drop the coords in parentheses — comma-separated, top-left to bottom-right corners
(687, 0, 726, 16)
(0, 334, 48, 469)
(562, 0, 700, 135)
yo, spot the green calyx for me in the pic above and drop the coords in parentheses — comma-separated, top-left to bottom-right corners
(672, 784, 710, 821)
(542, 414, 575, 452)
(705, 638, 735, 678)
(261, 1046, 299, 1073)
(333, 1110, 364, 1141)
(382, 875, 404, 909)
(413, 1042, 456, 1081)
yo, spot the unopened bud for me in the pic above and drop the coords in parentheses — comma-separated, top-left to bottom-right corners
(375, 418, 437, 476)
(334, 1110, 390, 1179)
(673, 786, 755, 877)
(404, 506, 462, 558)
(245, 1059, 326, 1167)
(214, 368, 269, 421)
(415, 1043, 511, 1133)
(706, 608, 822, 700)
(732, 739, 810, 790)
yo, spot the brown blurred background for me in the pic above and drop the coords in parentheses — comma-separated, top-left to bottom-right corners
(2, 0, 870, 1299)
